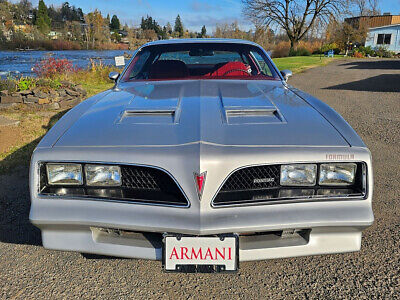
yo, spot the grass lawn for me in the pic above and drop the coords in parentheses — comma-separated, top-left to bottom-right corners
(273, 55, 344, 74)
(81, 81, 114, 97)
(0, 109, 64, 174)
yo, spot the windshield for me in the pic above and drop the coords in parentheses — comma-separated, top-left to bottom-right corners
(121, 43, 279, 81)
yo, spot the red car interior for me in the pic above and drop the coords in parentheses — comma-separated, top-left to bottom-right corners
(204, 61, 251, 77)
(148, 60, 251, 79)
(149, 60, 189, 79)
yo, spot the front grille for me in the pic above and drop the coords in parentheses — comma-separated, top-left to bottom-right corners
(213, 163, 366, 207)
(122, 166, 169, 190)
(220, 165, 280, 192)
(40, 163, 189, 207)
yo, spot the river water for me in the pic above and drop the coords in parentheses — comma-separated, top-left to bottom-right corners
(0, 50, 135, 77)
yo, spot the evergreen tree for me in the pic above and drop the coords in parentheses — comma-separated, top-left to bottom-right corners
(165, 22, 172, 35)
(174, 14, 184, 37)
(35, 0, 51, 34)
(201, 25, 206, 37)
(141, 15, 165, 39)
(110, 15, 120, 31)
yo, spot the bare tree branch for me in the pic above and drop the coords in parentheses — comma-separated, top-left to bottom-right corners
(242, 0, 348, 49)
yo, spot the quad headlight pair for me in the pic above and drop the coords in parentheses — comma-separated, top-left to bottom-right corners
(46, 163, 121, 186)
(280, 163, 357, 186)
(45, 162, 357, 188)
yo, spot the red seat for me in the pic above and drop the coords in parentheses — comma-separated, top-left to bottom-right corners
(149, 60, 189, 79)
(205, 61, 251, 77)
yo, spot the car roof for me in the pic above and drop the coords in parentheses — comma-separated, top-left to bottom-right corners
(141, 38, 261, 48)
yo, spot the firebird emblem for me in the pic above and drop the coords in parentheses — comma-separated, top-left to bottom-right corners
(194, 172, 207, 201)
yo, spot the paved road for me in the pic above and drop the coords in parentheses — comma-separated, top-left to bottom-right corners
(1, 59, 399, 299)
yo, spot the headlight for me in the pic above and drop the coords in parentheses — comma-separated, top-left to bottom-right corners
(85, 165, 121, 186)
(280, 164, 317, 186)
(46, 163, 83, 185)
(319, 163, 356, 186)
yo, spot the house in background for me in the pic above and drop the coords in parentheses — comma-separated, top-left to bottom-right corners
(48, 31, 62, 40)
(345, 14, 400, 29)
(365, 24, 400, 53)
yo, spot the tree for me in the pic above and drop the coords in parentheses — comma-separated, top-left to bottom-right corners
(165, 22, 172, 35)
(174, 14, 184, 37)
(61, 2, 71, 21)
(353, 0, 380, 16)
(253, 24, 274, 48)
(13, 0, 33, 24)
(110, 15, 120, 31)
(65, 20, 83, 41)
(0, 1, 13, 26)
(35, 0, 51, 34)
(331, 21, 368, 54)
(242, 0, 348, 51)
(84, 9, 109, 48)
(200, 25, 206, 37)
(140, 15, 165, 39)
(214, 22, 252, 40)
(111, 31, 121, 42)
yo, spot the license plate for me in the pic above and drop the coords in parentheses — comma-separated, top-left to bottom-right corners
(163, 235, 238, 272)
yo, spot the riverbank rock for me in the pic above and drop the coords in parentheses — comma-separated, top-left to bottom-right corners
(24, 95, 39, 103)
(0, 82, 87, 110)
(1, 95, 23, 103)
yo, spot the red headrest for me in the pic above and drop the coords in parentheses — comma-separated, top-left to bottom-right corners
(206, 61, 251, 77)
(149, 60, 189, 79)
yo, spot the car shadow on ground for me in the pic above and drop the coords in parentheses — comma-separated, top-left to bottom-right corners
(339, 59, 400, 70)
(0, 110, 68, 247)
(324, 74, 400, 93)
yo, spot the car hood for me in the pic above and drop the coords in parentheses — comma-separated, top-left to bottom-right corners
(54, 80, 349, 147)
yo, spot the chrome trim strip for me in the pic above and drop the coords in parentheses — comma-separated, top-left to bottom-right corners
(38, 194, 190, 209)
(212, 193, 367, 208)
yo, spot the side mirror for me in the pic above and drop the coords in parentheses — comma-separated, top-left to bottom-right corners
(280, 69, 292, 82)
(108, 72, 120, 81)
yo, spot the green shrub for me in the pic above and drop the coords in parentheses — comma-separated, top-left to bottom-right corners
(0, 78, 17, 93)
(312, 43, 341, 55)
(357, 46, 375, 57)
(352, 50, 364, 58)
(17, 77, 37, 91)
(289, 47, 311, 57)
(375, 46, 394, 58)
(36, 78, 62, 90)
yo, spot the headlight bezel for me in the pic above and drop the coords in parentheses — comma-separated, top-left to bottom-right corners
(40, 161, 368, 205)
(280, 162, 363, 188)
(43, 162, 123, 187)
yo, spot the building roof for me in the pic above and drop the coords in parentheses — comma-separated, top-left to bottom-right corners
(346, 14, 400, 19)
(368, 23, 400, 30)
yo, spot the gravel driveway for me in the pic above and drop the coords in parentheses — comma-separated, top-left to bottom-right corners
(1, 59, 399, 299)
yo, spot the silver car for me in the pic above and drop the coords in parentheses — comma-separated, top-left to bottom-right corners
(30, 39, 373, 273)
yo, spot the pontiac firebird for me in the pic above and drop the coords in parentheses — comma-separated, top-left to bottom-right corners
(29, 39, 374, 272)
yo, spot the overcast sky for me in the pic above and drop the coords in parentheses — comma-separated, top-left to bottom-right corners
(14, 0, 400, 32)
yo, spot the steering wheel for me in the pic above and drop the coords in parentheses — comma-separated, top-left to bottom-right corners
(222, 69, 250, 76)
